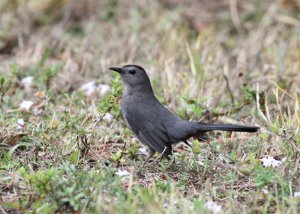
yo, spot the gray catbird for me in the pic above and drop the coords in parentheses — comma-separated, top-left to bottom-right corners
(109, 65, 259, 165)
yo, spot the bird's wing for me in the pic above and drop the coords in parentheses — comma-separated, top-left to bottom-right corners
(124, 110, 172, 155)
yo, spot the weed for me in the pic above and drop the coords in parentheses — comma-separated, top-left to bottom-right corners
(98, 75, 123, 118)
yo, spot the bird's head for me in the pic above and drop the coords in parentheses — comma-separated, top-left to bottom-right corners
(109, 65, 152, 91)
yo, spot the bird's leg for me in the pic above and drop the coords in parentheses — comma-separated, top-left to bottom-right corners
(183, 140, 192, 148)
(141, 149, 155, 168)
(156, 147, 174, 168)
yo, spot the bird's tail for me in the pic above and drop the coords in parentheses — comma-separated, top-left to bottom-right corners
(198, 123, 259, 132)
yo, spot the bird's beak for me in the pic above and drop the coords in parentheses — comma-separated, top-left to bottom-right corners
(109, 67, 123, 74)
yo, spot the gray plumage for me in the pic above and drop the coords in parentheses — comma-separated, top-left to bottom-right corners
(109, 65, 259, 162)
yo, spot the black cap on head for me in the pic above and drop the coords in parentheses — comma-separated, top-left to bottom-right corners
(123, 65, 145, 71)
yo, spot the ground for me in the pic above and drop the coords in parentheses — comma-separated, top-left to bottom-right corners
(0, 0, 300, 213)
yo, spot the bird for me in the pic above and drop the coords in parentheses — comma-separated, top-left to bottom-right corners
(109, 65, 259, 165)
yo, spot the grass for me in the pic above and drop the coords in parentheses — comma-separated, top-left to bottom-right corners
(0, 0, 300, 213)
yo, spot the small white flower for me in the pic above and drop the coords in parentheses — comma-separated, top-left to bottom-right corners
(79, 81, 96, 96)
(16, 118, 25, 129)
(293, 192, 300, 197)
(98, 84, 110, 96)
(260, 156, 285, 168)
(21, 76, 34, 88)
(139, 147, 149, 156)
(19, 100, 34, 111)
(115, 169, 129, 177)
(103, 113, 113, 123)
(205, 201, 222, 214)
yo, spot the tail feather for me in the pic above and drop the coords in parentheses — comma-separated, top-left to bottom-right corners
(198, 123, 259, 132)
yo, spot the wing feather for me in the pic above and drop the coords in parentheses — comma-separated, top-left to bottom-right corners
(124, 110, 172, 155)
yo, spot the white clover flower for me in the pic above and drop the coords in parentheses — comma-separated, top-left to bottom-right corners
(115, 169, 129, 177)
(21, 76, 34, 88)
(260, 156, 285, 168)
(79, 81, 96, 96)
(293, 192, 300, 197)
(19, 100, 34, 111)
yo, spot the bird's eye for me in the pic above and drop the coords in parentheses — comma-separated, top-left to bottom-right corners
(129, 70, 136, 74)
